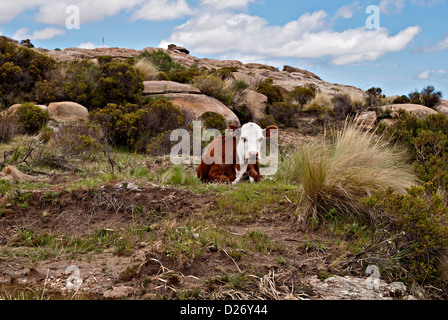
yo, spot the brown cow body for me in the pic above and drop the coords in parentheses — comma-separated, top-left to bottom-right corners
(197, 123, 276, 184)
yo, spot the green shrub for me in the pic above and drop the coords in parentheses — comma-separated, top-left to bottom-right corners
(138, 50, 184, 73)
(288, 87, 316, 109)
(392, 95, 411, 104)
(51, 121, 103, 161)
(212, 67, 238, 80)
(332, 93, 355, 120)
(232, 80, 249, 92)
(366, 87, 384, 107)
(256, 79, 284, 104)
(362, 183, 448, 286)
(192, 75, 234, 105)
(200, 111, 227, 132)
(408, 86, 443, 109)
(0, 37, 55, 107)
(168, 65, 206, 84)
(90, 98, 187, 153)
(33, 59, 144, 110)
(15, 103, 50, 134)
(268, 102, 299, 127)
(379, 110, 448, 191)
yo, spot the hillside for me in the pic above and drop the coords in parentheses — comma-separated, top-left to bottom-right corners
(0, 36, 447, 301)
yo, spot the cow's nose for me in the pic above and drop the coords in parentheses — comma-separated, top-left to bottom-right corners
(248, 151, 259, 159)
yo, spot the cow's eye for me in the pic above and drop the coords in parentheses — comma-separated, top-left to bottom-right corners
(242, 138, 247, 143)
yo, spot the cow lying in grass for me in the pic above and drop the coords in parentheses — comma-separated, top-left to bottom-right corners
(197, 123, 278, 184)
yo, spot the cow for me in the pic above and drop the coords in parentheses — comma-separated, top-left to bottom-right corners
(197, 123, 278, 184)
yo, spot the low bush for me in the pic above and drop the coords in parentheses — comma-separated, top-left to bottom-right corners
(0, 115, 18, 144)
(392, 95, 411, 104)
(15, 103, 50, 134)
(332, 93, 355, 120)
(362, 183, 448, 289)
(33, 59, 144, 110)
(268, 102, 299, 127)
(50, 121, 104, 161)
(0, 37, 55, 107)
(138, 50, 184, 73)
(255, 79, 284, 104)
(288, 86, 315, 109)
(192, 75, 234, 106)
(200, 111, 228, 133)
(90, 98, 189, 153)
(408, 86, 443, 109)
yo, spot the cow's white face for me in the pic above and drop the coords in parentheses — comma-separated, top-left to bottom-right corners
(237, 123, 266, 164)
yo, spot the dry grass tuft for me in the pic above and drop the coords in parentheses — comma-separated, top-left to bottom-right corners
(134, 58, 159, 81)
(278, 117, 418, 221)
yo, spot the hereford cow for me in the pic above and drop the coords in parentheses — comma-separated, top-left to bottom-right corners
(197, 123, 278, 184)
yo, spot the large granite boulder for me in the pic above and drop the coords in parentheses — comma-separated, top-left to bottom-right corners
(47, 102, 89, 122)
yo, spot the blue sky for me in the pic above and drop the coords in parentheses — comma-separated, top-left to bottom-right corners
(0, 0, 447, 97)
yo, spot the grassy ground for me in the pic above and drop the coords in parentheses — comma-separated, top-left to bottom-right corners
(0, 130, 427, 300)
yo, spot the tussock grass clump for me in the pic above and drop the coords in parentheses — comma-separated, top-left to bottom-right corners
(278, 119, 418, 221)
(133, 58, 159, 81)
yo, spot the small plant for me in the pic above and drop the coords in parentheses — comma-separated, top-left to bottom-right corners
(362, 183, 448, 287)
(256, 79, 284, 104)
(268, 102, 299, 127)
(332, 93, 355, 120)
(192, 75, 234, 106)
(15, 103, 50, 134)
(288, 86, 316, 109)
(200, 111, 228, 132)
(0, 115, 18, 143)
(392, 95, 411, 104)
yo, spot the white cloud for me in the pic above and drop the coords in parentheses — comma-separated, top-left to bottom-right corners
(77, 42, 109, 49)
(420, 35, 448, 53)
(131, 0, 193, 21)
(12, 27, 66, 41)
(199, 0, 255, 11)
(379, 0, 445, 14)
(334, 2, 360, 19)
(160, 10, 421, 66)
(417, 70, 432, 80)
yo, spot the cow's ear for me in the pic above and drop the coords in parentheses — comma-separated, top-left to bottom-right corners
(226, 124, 241, 137)
(263, 125, 278, 138)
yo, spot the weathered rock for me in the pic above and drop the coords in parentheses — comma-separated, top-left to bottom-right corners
(167, 44, 190, 55)
(382, 104, 438, 119)
(304, 275, 408, 300)
(357, 111, 377, 130)
(103, 286, 134, 299)
(436, 100, 448, 116)
(143, 81, 201, 95)
(163, 93, 240, 126)
(283, 65, 322, 81)
(234, 89, 268, 122)
(47, 102, 89, 122)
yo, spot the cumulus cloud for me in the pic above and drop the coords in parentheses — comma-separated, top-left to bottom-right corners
(417, 70, 432, 80)
(199, 0, 255, 10)
(78, 42, 109, 49)
(12, 27, 66, 41)
(130, 0, 193, 21)
(160, 10, 421, 65)
(0, 0, 189, 25)
(379, 0, 445, 14)
(419, 35, 448, 53)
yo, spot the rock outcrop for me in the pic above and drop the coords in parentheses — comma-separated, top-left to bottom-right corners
(143, 81, 201, 95)
(304, 275, 409, 300)
(382, 104, 438, 119)
(162, 93, 240, 126)
(47, 102, 89, 122)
